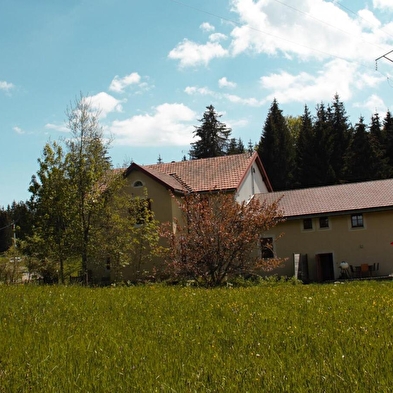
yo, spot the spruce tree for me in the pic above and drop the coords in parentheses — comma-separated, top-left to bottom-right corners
(312, 103, 335, 186)
(342, 117, 374, 182)
(295, 105, 316, 188)
(0, 208, 12, 252)
(247, 139, 255, 155)
(382, 110, 393, 177)
(227, 138, 245, 155)
(257, 99, 295, 190)
(328, 94, 351, 183)
(369, 112, 389, 179)
(190, 105, 231, 159)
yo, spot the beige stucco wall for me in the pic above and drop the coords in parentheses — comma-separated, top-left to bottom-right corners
(124, 169, 174, 224)
(91, 169, 178, 283)
(264, 210, 393, 281)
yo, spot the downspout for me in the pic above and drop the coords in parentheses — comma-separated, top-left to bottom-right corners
(251, 166, 255, 196)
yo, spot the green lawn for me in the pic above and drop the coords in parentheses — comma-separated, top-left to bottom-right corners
(1, 281, 393, 392)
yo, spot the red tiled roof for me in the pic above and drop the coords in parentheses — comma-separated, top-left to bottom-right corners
(136, 152, 271, 193)
(256, 179, 393, 218)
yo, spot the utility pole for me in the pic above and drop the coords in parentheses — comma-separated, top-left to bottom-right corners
(375, 49, 393, 70)
(12, 221, 17, 248)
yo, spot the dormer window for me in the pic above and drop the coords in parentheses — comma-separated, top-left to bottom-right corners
(133, 180, 144, 188)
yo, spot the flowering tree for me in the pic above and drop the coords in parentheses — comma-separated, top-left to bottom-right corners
(160, 192, 284, 286)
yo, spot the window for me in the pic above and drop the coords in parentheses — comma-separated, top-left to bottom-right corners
(351, 214, 364, 228)
(303, 218, 313, 230)
(132, 180, 144, 188)
(319, 216, 329, 229)
(261, 237, 274, 259)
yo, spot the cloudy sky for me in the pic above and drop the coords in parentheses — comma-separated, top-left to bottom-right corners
(1, 0, 393, 206)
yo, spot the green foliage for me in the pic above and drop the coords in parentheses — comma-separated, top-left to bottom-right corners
(1, 282, 393, 392)
(190, 105, 231, 159)
(383, 111, 393, 174)
(343, 117, 375, 182)
(0, 209, 12, 252)
(89, 185, 161, 282)
(0, 247, 24, 284)
(295, 105, 316, 188)
(0, 202, 33, 253)
(27, 94, 160, 284)
(369, 112, 390, 179)
(329, 94, 352, 183)
(257, 99, 295, 190)
(64, 94, 112, 277)
(160, 192, 284, 287)
(27, 141, 72, 283)
(285, 114, 302, 142)
(227, 137, 245, 155)
(257, 94, 393, 189)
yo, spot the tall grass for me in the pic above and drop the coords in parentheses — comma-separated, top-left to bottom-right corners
(1, 281, 393, 392)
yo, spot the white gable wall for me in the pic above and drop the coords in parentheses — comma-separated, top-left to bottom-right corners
(236, 164, 269, 202)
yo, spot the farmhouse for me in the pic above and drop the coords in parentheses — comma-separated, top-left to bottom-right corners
(257, 179, 393, 282)
(95, 152, 272, 282)
(95, 151, 393, 283)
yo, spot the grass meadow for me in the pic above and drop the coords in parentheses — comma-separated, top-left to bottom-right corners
(1, 281, 393, 392)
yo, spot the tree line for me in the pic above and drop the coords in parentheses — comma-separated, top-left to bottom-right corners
(189, 96, 393, 191)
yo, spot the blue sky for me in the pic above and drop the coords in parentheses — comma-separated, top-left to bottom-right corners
(2, 0, 393, 207)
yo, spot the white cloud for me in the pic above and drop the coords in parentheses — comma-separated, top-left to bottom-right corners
(45, 123, 69, 133)
(357, 9, 381, 30)
(200, 22, 215, 32)
(259, 59, 384, 104)
(209, 33, 227, 42)
(86, 92, 125, 118)
(226, 118, 249, 128)
(184, 83, 261, 107)
(109, 103, 197, 146)
(373, 0, 393, 11)
(0, 80, 14, 91)
(13, 126, 24, 134)
(225, 94, 263, 107)
(169, 1, 393, 70)
(184, 86, 215, 96)
(353, 94, 387, 116)
(218, 77, 237, 89)
(168, 39, 228, 68)
(229, 0, 392, 62)
(109, 72, 141, 93)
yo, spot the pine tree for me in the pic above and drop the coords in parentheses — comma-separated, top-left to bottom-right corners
(237, 138, 245, 154)
(295, 105, 316, 188)
(257, 99, 295, 191)
(328, 94, 351, 183)
(342, 117, 374, 182)
(382, 110, 393, 177)
(0, 208, 12, 252)
(227, 138, 246, 155)
(189, 105, 231, 159)
(247, 139, 255, 155)
(369, 112, 389, 179)
(312, 103, 335, 186)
